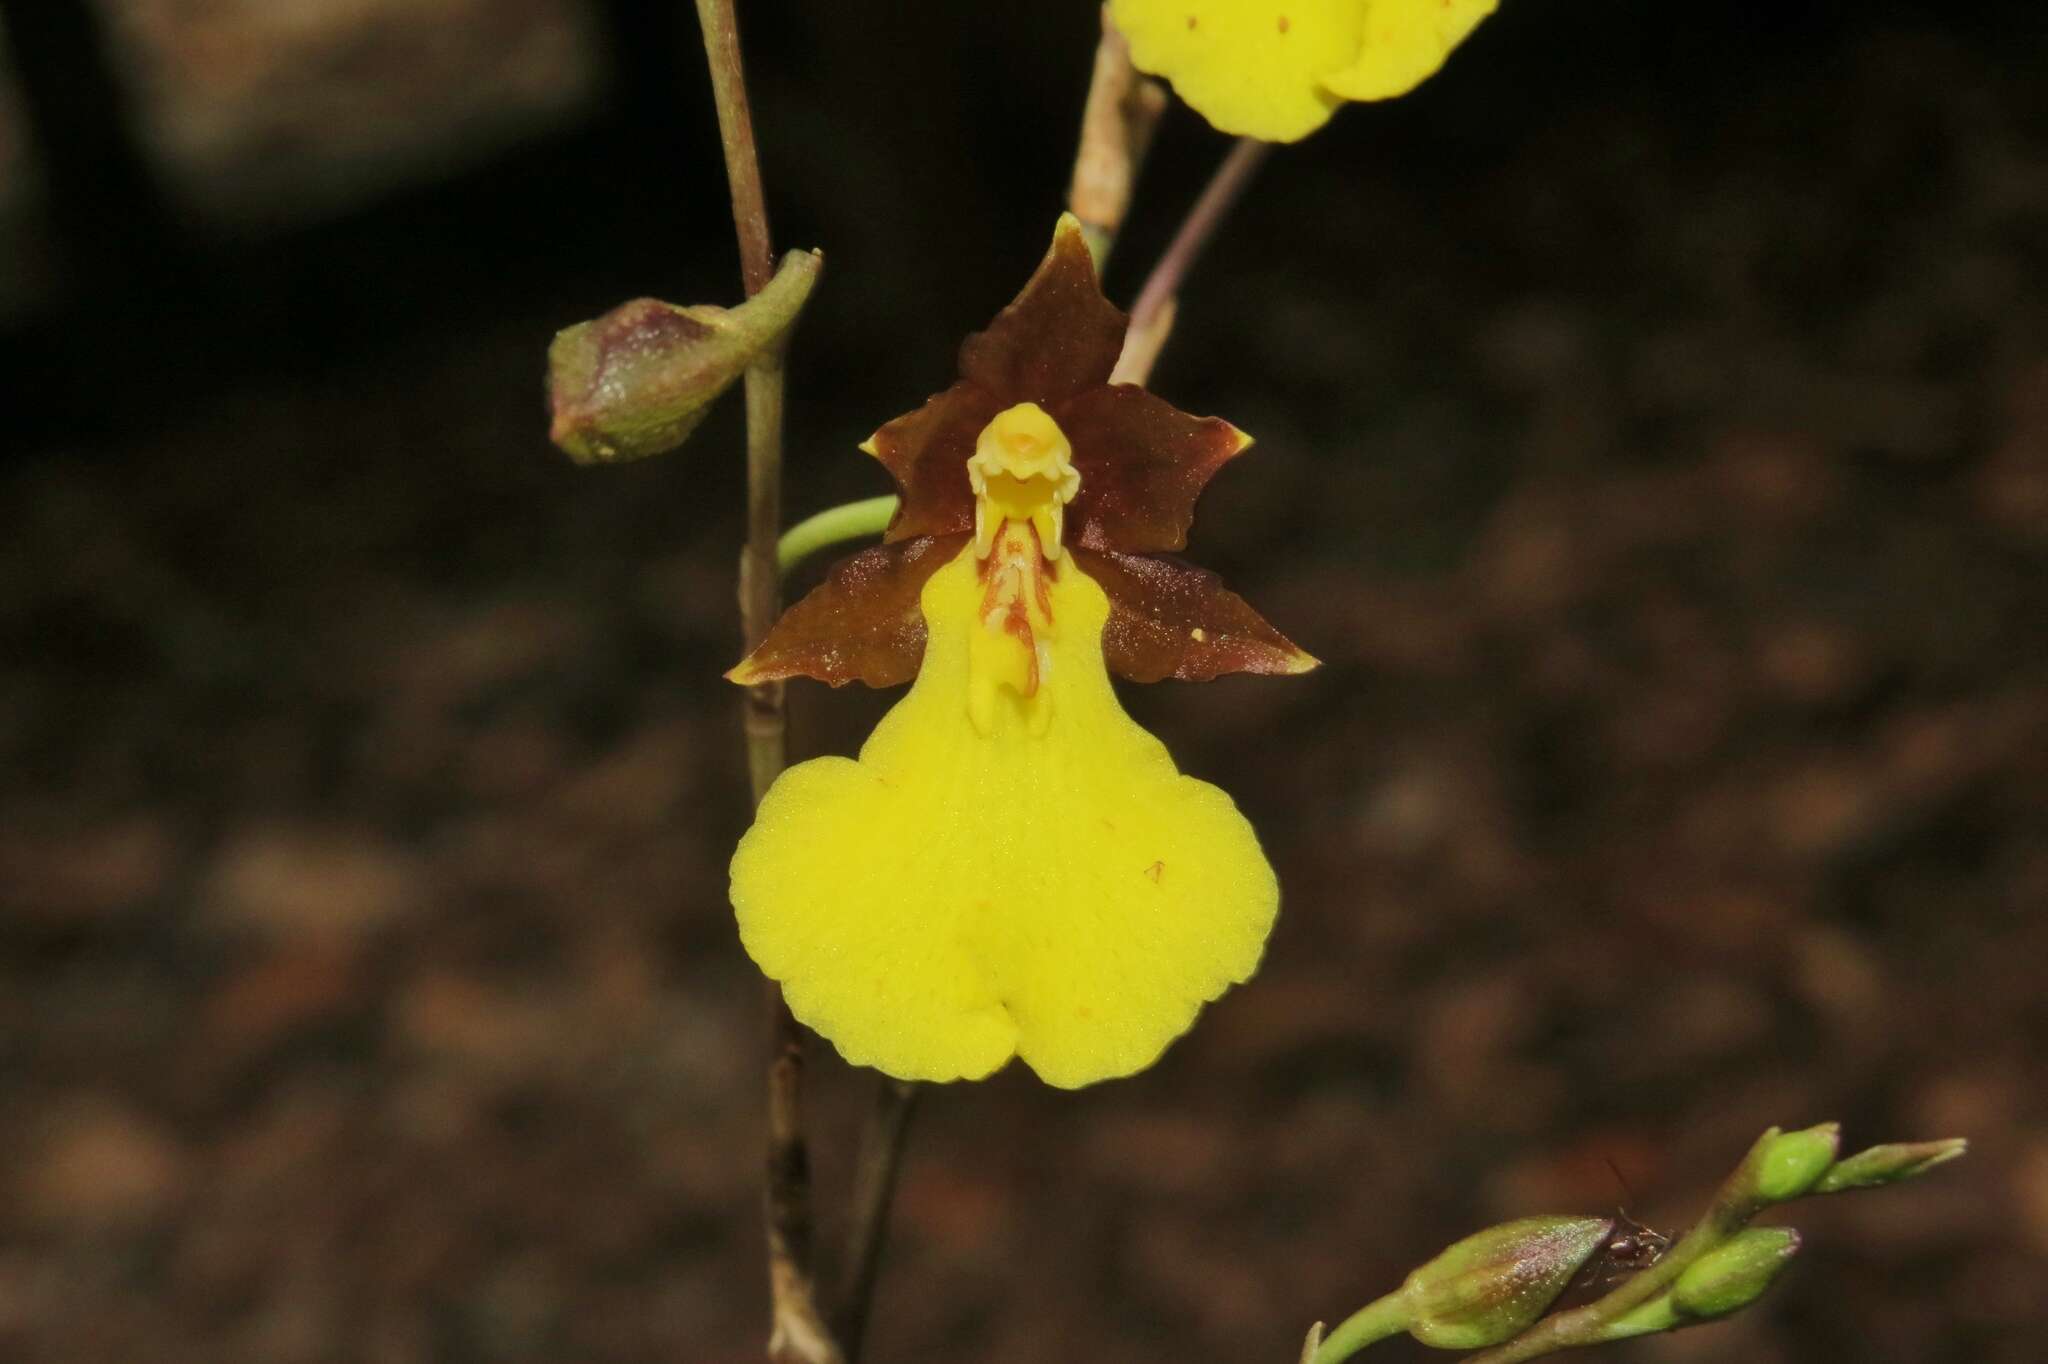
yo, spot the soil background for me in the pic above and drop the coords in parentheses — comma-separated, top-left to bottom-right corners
(3, 3, 2045, 1362)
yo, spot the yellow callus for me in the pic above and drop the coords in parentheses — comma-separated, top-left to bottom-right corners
(729, 406, 1279, 1088)
(968, 401, 1081, 562)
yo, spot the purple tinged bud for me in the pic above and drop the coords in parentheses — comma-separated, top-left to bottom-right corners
(547, 249, 821, 464)
(1401, 1215, 1614, 1350)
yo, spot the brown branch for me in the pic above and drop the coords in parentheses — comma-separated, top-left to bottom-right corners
(698, 0, 774, 298)
(1067, 4, 1169, 267)
(692, 2, 837, 1361)
(832, 1079, 921, 1363)
(762, 993, 836, 1364)
(1112, 137, 1271, 386)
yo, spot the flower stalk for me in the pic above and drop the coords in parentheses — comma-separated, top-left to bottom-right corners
(832, 1078, 922, 1363)
(1313, 1292, 1411, 1362)
(1113, 137, 1271, 386)
(779, 496, 901, 574)
(1068, 4, 1169, 268)
(691, 1, 836, 1360)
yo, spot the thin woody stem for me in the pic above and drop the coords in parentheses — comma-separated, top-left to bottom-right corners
(692, 2, 837, 1362)
(699, 0, 774, 298)
(1113, 136, 1271, 386)
(832, 1079, 922, 1363)
(1067, 4, 1168, 270)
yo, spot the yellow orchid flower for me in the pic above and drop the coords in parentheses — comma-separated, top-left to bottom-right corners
(1111, 0, 1499, 142)
(727, 217, 1316, 1088)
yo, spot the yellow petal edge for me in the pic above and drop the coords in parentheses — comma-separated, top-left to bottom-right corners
(1111, 0, 1499, 143)
(730, 541, 1279, 1088)
(1323, 0, 1498, 102)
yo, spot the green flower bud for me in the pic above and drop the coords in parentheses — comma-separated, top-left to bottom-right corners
(1754, 1123, 1840, 1202)
(1401, 1215, 1614, 1350)
(1813, 1138, 1968, 1194)
(1672, 1227, 1801, 1319)
(548, 249, 822, 464)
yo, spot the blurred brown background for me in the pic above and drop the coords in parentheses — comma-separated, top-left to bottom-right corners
(2, 2, 2044, 1361)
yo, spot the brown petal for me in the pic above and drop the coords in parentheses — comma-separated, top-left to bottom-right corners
(1072, 548, 1318, 683)
(957, 214, 1128, 406)
(728, 535, 967, 688)
(1058, 385, 1252, 553)
(860, 381, 1000, 543)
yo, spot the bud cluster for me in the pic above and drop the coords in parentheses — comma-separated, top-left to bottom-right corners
(1310, 1122, 1966, 1364)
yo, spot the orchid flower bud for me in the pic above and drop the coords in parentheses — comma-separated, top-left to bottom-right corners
(1754, 1123, 1841, 1203)
(547, 248, 821, 463)
(1400, 1215, 1614, 1349)
(1672, 1227, 1802, 1319)
(1813, 1138, 1969, 1194)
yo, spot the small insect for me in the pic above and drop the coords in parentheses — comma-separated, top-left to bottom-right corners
(1573, 1161, 1676, 1292)
(1566, 1209, 1674, 1295)
(1599, 1210, 1673, 1274)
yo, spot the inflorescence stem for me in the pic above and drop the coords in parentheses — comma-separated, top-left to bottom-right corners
(692, 2, 836, 1362)
(1114, 136, 1271, 387)
(1068, 5, 1169, 269)
(1312, 1293, 1411, 1363)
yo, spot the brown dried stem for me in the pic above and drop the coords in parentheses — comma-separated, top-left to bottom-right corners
(692, 1, 837, 1361)
(698, 0, 774, 299)
(1068, 4, 1169, 267)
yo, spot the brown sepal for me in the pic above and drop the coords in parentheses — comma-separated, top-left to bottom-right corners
(957, 215, 1128, 406)
(1059, 384, 1252, 553)
(729, 535, 967, 688)
(861, 381, 998, 543)
(1073, 548, 1318, 683)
